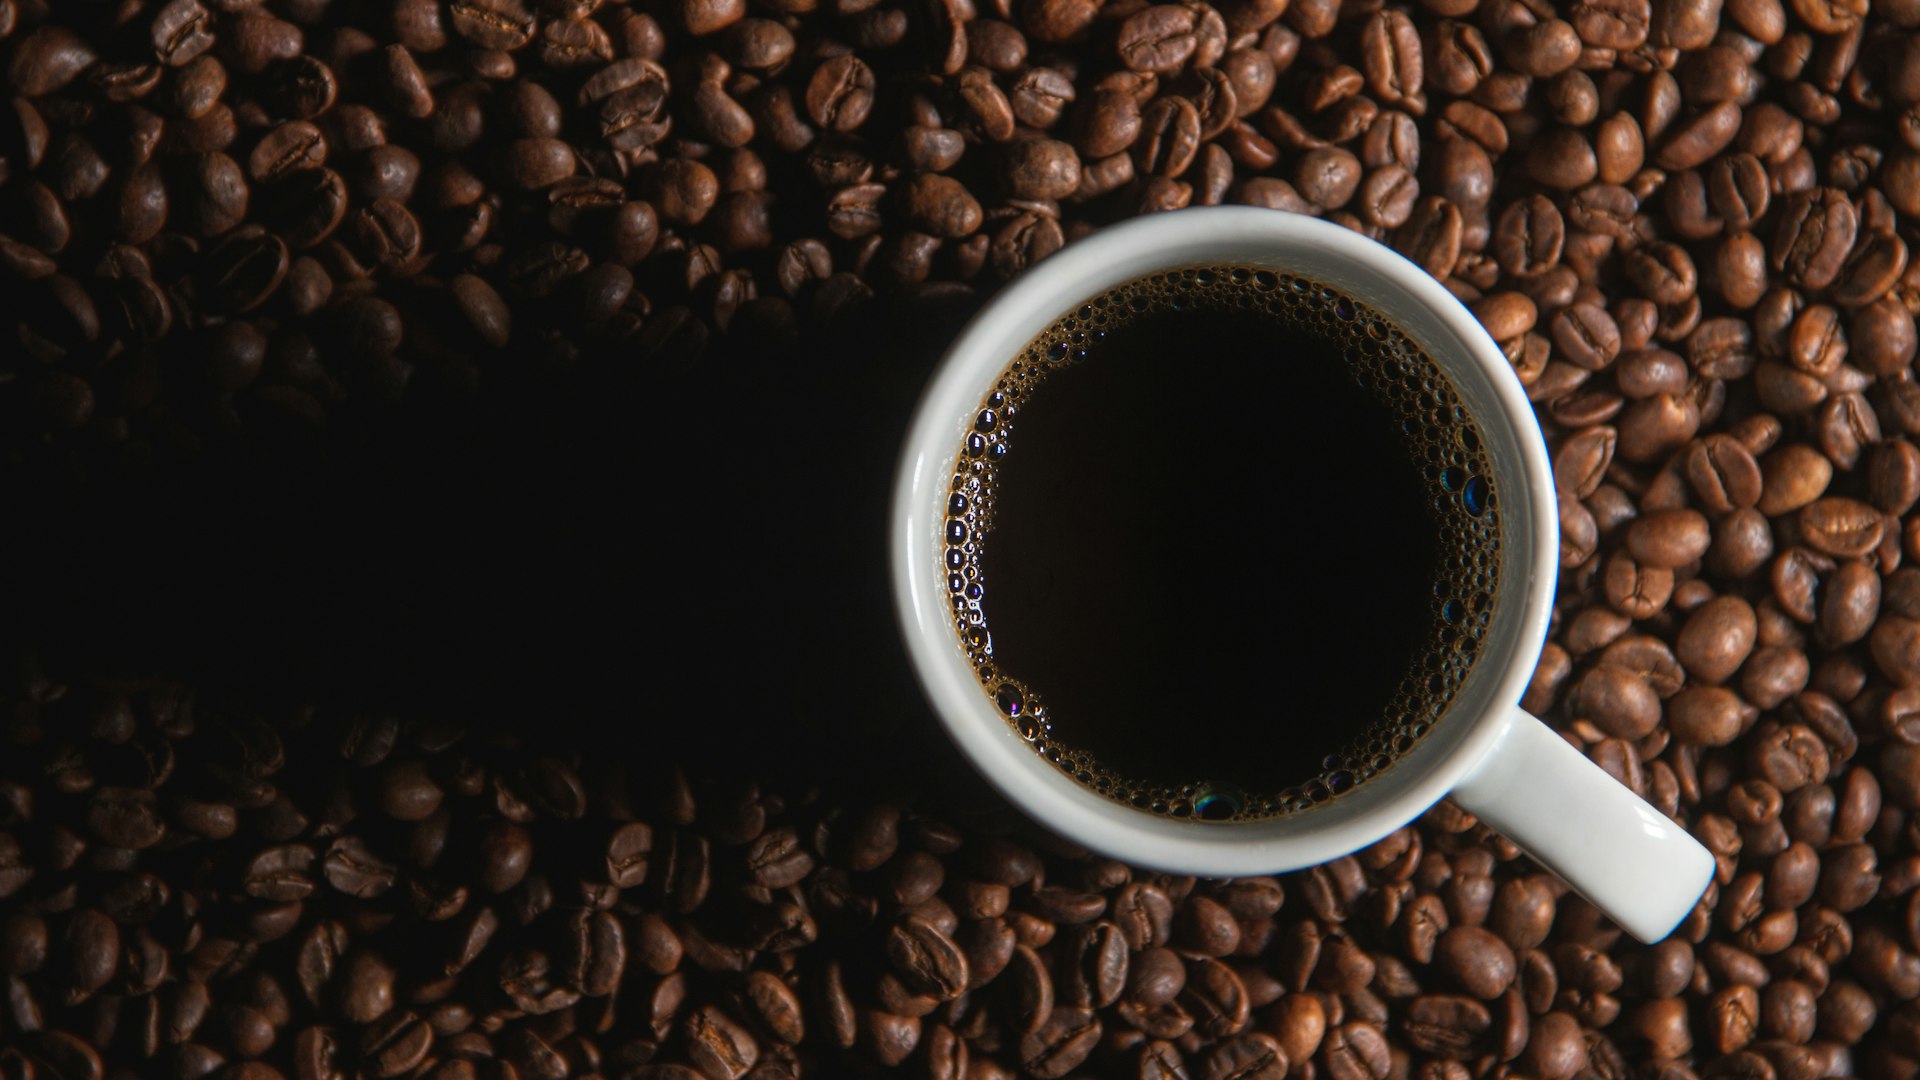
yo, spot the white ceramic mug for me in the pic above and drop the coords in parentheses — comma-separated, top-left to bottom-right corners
(890, 207, 1714, 944)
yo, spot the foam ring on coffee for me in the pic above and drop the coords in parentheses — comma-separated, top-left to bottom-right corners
(943, 266, 1503, 823)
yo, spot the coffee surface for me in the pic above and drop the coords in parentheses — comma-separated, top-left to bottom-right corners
(949, 269, 1502, 820)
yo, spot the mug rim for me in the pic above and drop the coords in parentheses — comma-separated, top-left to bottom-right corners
(890, 207, 1558, 873)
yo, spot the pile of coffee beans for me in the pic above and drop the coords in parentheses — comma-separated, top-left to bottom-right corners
(0, 667, 1730, 1080)
(5, 0, 1920, 1078)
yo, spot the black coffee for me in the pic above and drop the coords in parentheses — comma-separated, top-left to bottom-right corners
(946, 267, 1501, 822)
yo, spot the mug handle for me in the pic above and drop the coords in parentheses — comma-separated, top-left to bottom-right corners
(1451, 707, 1715, 943)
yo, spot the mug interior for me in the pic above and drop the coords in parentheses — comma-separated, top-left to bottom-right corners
(891, 208, 1558, 875)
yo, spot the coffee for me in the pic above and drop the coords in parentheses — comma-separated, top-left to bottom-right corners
(945, 267, 1501, 822)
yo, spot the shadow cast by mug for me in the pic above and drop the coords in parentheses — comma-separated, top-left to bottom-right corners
(0, 290, 990, 800)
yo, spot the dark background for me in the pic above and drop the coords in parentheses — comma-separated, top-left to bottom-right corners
(0, 290, 990, 796)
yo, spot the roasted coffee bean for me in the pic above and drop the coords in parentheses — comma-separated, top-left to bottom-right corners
(153, 0, 216, 66)
(954, 67, 1016, 142)
(746, 827, 813, 888)
(1627, 509, 1711, 568)
(1418, 18, 1485, 91)
(806, 56, 874, 132)
(244, 844, 316, 902)
(445, 270, 510, 345)
(1570, 665, 1660, 738)
(682, 1005, 757, 1078)
(348, 199, 423, 272)
(1491, 196, 1563, 278)
(447, 0, 536, 48)
(1001, 942, 1054, 1033)
(1002, 138, 1081, 200)
(1324, 1021, 1391, 1080)
(179, 152, 250, 237)
(58, 909, 119, 998)
(498, 138, 576, 191)
(1201, 1034, 1288, 1080)
(1773, 189, 1858, 290)
(1121, 170, 1182, 210)
(1354, 164, 1416, 228)
(1434, 927, 1516, 999)
(1679, 596, 1759, 683)
(360, 1011, 432, 1077)
(1134, 96, 1201, 179)
(334, 948, 395, 1024)
(886, 917, 968, 999)
(1075, 91, 1142, 160)
(1801, 498, 1884, 559)
(1117, 7, 1199, 74)
(1020, 1005, 1100, 1078)
(901, 174, 981, 238)
(1294, 147, 1361, 208)
(1527, 127, 1599, 190)
(1182, 957, 1251, 1038)
(1176, 897, 1241, 957)
(1127, 946, 1186, 1008)
(323, 837, 394, 898)
(1008, 68, 1075, 130)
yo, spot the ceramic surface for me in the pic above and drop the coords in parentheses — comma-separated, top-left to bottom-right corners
(891, 208, 1712, 942)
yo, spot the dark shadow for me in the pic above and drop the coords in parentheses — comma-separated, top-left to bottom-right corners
(0, 288, 996, 801)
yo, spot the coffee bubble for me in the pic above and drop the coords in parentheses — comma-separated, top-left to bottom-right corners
(945, 266, 1502, 822)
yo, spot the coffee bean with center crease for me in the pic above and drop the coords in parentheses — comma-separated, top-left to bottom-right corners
(1773, 189, 1858, 290)
(322, 836, 395, 899)
(1796, 497, 1881, 559)
(1357, 164, 1417, 227)
(1117, 7, 1199, 74)
(1325, 1022, 1391, 1080)
(245, 844, 316, 902)
(887, 917, 968, 999)
(1491, 195, 1563, 277)
(349, 199, 423, 272)
(152, 0, 216, 67)
(670, 1004, 752, 1079)
(361, 1011, 432, 1077)
(1019, 1005, 1100, 1078)
(746, 826, 813, 888)
(247, 122, 328, 186)
(262, 167, 348, 250)
(1136, 96, 1201, 178)
(1003, 942, 1053, 1033)
(86, 787, 165, 849)
(806, 56, 875, 132)
(449, 0, 536, 49)
(1687, 435, 1763, 512)
(555, 908, 624, 996)
(1401, 994, 1491, 1058)
(1182, 957, 1251, 1038)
